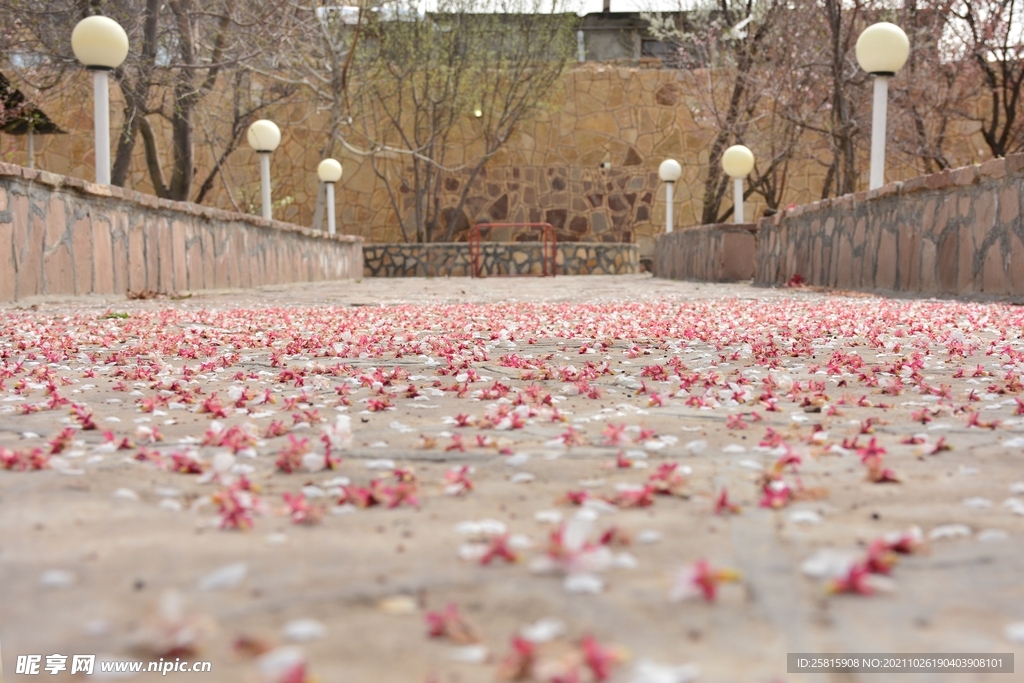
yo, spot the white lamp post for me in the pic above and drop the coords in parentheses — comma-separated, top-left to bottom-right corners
(246, 119, 281, 220)
(317, 158, 343, 236)
(71, 16, 129, 186)
(658, 159, 682, 233)
(856, 22, 910, 190)
(721, 145, 755, 223)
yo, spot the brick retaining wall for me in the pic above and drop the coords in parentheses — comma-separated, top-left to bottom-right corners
(651, 224, 757, 282)
(754, 154, 1024, 297)
(363, 242, 638, 277)
(0, 163, 363, 301)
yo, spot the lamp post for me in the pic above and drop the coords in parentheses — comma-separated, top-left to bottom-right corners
(658, 159, 682, 233)
(71, 16, 129, 185)
(856, 22, 909, 190)
(721, 145, 755, 223)
(317, 158, 343, 236)
(246, 120, 281, 220)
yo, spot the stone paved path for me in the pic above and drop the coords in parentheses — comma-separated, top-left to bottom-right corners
(1, 275, 1023, 683)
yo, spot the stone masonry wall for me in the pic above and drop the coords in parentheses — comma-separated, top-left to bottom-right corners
(0, 163, 363, 301)
(363, 242, 638, 277)
(754, 153, 1024, 298)
(652, 224, 757, 282)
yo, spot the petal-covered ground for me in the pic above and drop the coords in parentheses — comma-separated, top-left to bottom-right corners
(2, 275, 1023, 683)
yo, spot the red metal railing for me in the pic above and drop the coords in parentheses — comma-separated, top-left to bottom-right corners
(469, 223, 557, 278)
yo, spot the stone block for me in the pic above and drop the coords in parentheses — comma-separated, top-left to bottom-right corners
(901, 225, 920, 290)
(42, 234, 75, 295)
(876, 229, 897, 290)
(63, 176, 86, 191)
(36, 171, 62, 187)
(974, 190, 997, 246)
(83, 182, 112, 197)
(1005, 153, 1024, 175)
(127, 217, 147, 293)
(72, 216, 92, 295)
(155, 217, 174, 293)
(958, 195, 972, 219)
(956, 225, 975, 293)
(925, 170, 955, 191)
(110, 213, 130, 294)
(999, 185, 1021, 225)
(937, 231, 958, 293)
(867, 182, 901, 200)
(1010, 234, 1024, 293)
(0, 220, 15, 301)
(920, 238, 938, 292)
(832, 194, 855, 210)
(901, 175, 930, 195)
(982, 242, 1007, 294)
(170, 220, 188, 292)
(92, 217, 114, 294)
(44, 193, 67, 248)
(952, 166, 979, 186)
(12, 193, 41, 298)
(979, 157, 1007, 179)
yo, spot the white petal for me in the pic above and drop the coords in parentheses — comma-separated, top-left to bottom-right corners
(629, 659, 700, 683)
(258, 646, 305, 677)
(534, 509, 563, 524)
(789, 510, 822, 525)
(198, 562, 248, 591)
(800, 550, 859, 578)
(520, 617, 566, 643)
(448, 645, 488, 664)
(365, 458, 396, 470)
(40, 569, 76, 588)
(282, 618, 326, 642)
(1004, 622, 1024, 644)
(113, 488, 139, 501)
(563, 573, 604, 594)
(637, 530, 662, 544)
(929, 524, 972, 540)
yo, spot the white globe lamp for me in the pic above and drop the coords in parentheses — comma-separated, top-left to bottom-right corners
(658, 159, 682, 233)
(856, 22, 910, 190)
(72, 16, 130, 185)
(721, 145, 755, 223)
(317, 159, 343, 236)
(247, 120, 282, 219)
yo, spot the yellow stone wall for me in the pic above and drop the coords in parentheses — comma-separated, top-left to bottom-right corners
(2, 62, 985, 254)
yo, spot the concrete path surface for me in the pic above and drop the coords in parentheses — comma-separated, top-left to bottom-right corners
(1, 275, 1022, 682)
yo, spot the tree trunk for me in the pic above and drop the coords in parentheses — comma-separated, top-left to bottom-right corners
(111, 0, 161, 187)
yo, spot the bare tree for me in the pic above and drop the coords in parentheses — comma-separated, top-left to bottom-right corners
(644, 0, 790, 223)
(280, 0, 577, 243)
(882, 0, 965, 172)
(2, 0, 294, 203)
(946, 0, 1024, 158)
